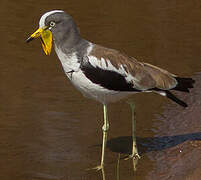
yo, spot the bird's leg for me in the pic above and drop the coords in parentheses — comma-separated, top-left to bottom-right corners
(92, 104, 109, 171)
(125, 101, 140, 160)
(101, 104, 109, 165)
(116, 154, 121, 180)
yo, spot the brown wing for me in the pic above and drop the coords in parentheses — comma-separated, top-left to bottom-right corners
(89, 44, 177, 91)
(142, 63, 177, 90)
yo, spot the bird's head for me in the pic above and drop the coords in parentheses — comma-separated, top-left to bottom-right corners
(26, 10, 78, 55)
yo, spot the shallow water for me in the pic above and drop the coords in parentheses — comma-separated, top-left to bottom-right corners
(0, 1, 201, 180)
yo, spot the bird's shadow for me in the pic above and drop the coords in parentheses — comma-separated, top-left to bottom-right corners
(106, 132, 201, 155)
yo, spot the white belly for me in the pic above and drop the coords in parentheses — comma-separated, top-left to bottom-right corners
(55, 44, 134, 104)
(65, 70, 133, 104)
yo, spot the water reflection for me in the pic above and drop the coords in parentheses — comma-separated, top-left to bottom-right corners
(88, 153, 138, 180)
(107, 132, 201, 154)
(92, 131, 201, 180)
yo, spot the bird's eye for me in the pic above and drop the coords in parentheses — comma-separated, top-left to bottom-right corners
(49, 21, 56, 27)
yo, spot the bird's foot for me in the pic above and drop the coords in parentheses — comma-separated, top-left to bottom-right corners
(124, 153, 141, 160)
(86, 164, 104, 171)
(124, 153, 140, 171)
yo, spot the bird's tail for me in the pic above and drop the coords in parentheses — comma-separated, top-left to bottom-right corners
(164, 77, 195, 107)
(173, 77, 195, 92)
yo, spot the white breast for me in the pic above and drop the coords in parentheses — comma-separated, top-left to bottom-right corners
(54, 44, 133, 104)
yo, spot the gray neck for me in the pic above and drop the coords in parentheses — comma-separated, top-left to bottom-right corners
(52, 20, 90, 56)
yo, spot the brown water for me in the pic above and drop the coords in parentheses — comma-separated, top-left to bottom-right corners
(0, 0, 201, 180)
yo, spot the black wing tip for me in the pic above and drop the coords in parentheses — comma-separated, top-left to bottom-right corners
(166, 91, 188, 108)
(174, 77, 195, 93)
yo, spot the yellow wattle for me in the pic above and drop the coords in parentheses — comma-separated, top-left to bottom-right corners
(40, 29, 52, 55)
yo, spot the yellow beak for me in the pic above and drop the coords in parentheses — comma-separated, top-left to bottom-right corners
(26, 27, 52, 55)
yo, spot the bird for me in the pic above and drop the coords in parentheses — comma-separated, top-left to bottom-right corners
(26, 10, 195, 170)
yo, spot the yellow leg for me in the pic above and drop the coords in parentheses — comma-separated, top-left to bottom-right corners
(91, 104, 109, 171)
(125, 102, 140, 160)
